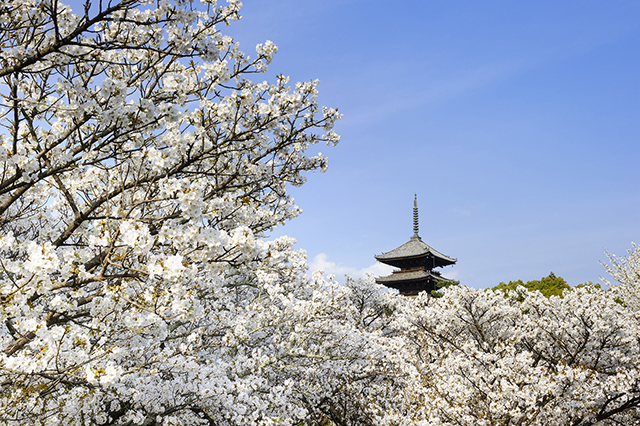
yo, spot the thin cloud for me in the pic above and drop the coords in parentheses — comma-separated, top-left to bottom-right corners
(309, 253, 394, 281)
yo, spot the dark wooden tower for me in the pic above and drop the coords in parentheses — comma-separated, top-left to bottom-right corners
(374, 195, 456, 296)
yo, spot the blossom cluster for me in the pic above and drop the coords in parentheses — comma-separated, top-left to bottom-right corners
(390, 284, 640, 425)
(0, 0, 638, 425)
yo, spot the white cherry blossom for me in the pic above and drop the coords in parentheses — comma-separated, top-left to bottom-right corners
(1, 0, 638, 425)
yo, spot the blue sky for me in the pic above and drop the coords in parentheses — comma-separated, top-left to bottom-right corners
(233, 1, 640, 288)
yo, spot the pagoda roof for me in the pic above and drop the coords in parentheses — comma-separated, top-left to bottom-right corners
(375, 236, 456, 265)
(375, 269, 453, 284)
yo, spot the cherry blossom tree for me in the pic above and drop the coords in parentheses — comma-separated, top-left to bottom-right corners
(3, 1, 639, 425)
(603, 243, 640, 311)
(393, 285, 640, 425)
(0, 0, 394, 424)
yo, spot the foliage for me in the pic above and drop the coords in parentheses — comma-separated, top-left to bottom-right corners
(493, 272, 570, 297)
(430, 279, 460, 298)
(575, 281, 602, 290)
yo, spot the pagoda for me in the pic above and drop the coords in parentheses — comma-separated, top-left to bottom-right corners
(374, 195, 456, 296)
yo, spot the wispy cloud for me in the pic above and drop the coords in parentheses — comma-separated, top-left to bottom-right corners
(451, 207, 472, 217)
(309, 253, 394, 281)
(344, 31, 618, 130)
(446, 270, 460, 281)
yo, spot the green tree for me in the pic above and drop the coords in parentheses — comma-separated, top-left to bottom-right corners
(431, 279, 460, 298)
(493, 272, 570, 297)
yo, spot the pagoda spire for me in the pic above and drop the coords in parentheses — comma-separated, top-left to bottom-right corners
(412, 194, 420, 240)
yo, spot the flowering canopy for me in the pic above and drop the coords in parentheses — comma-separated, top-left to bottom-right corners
(392, 285, 640, 426)
(0, 0, 362, 424)
(1, 0, 639, 425)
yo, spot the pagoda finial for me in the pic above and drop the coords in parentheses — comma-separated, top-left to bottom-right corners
(412, 194, 420, 240)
